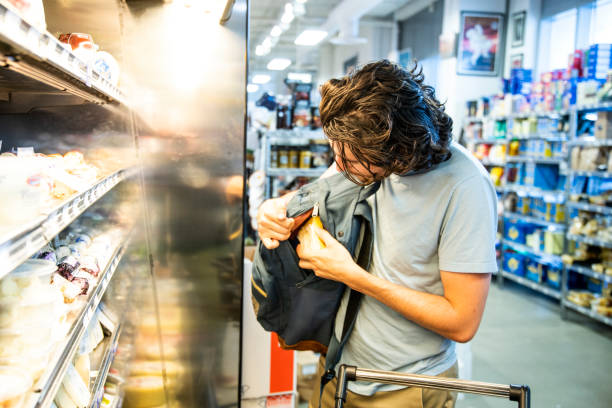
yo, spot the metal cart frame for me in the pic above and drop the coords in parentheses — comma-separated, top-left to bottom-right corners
(334, 364, 530, 408)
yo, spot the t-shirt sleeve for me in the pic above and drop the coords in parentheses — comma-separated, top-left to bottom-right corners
(438, 174, 498, 273)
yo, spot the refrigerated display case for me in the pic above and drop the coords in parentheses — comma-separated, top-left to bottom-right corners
(0, 0, 247, 407)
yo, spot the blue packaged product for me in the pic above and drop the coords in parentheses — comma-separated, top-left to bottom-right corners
(587, 277, 603, 294)
(546, 265, 562, 289)
(526, 260, 543, 283)
(504, 251, 526, 277)
(523, 163, 559, 190)
(587, 176, 612, 196)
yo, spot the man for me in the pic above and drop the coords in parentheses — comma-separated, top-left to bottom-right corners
(256, 60, 497, 408)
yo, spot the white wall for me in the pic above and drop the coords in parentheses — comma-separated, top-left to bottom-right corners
(503, 0, 541, 78)
(316, 21, 394, 86)
(437, 0, 507, 137)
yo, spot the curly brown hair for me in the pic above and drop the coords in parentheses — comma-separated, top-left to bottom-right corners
(319, 59, 452, 184)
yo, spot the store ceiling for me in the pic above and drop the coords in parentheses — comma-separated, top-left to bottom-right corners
(248, 0, 414, 74)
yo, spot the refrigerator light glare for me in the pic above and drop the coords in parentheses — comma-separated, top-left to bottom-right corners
(247, 84, 259, 93)
(267, 58, 291, 71)
(294, 29, 327, 46)
(280, 10, 294, 24)
(252, 74, 271, 84)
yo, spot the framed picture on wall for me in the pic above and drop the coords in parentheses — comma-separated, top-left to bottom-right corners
(510, 53, 524, 69)
(398, 48, 413, 69)
(457, 11, 504, 76)
(511, 10, 526, 48)
(343, 55, 358, 75)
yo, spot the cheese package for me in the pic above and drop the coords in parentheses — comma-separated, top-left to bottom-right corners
(123, 376, 165, 408)
(54, 384, 78, 408)
(61, 364, 90, 407)
(296, 203, 326, 251)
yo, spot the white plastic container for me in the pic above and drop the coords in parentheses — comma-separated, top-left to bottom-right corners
(0, 279, 65, 328)
(9, 259, 57, 285)
(0, 368, 32, 408)
(0, 341, 56, 382)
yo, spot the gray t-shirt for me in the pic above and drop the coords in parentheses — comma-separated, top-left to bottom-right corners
(333, 142, 498, 396)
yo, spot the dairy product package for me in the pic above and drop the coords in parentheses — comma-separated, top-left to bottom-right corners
(61, 364, 90, 407)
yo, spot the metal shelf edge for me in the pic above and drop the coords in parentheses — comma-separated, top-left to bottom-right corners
(565, 201, 612, 215)
(567, 265, 612, 284)
(503, 213, 566, 229)
(88, 323, 123, 408)
(501, 240, 563, 264)
(566, 234, 612, 249)
(562, 299, 612, 326)
(27, 236, 130, 408)
(501, 270, 561, 299)
(0, 4, 126, 105)
(0, 168, 134, 280)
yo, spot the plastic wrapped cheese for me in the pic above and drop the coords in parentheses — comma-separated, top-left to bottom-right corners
(123, 376, 165, 408)
(296, 204, 326, 251)
(61, 364, 90, 408)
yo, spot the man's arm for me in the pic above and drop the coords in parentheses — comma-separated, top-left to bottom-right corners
(297, 228, 491, 343)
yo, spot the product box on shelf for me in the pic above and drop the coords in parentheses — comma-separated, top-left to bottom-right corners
(517, 195, 531, 215)
(546, 265, 562, 289)
(595, 111, 612, 140)
(504, 251, 526, 277)
(504, 219, 533, 244)
(587, 277, 605, 294)
(526, 260, 544, 283)
(544, 230, 565, 255)
(522, 163, 559, 190)
(586, 176, 612, 196)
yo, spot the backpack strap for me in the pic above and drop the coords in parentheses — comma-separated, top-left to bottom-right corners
(318, 217, 373, 407)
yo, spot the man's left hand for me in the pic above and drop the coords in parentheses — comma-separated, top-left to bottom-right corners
(296, 228, 363, 285)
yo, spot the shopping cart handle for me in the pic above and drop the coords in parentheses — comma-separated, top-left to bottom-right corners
(334, 364, 530, 408)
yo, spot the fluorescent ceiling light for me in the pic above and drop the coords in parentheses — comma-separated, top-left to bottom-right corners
(295, 29, 328, 46)
(255, 45, 268, 56)
(284, 3, 293, 13)
(247, 84, 259, 93)
(280, 10, 294, 24)
(296, 0, 307, 3)
(271, 25, 282, 37)
(262, 37, 272, 48)
(252, 74, 271, 84)
(288, 72, 312, 83)
(267, 58, 291, 71)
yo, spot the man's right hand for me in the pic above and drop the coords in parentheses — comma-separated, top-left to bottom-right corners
(257, 194, 296, 249)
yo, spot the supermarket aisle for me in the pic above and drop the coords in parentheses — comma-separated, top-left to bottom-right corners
(460, 281, 612, 408)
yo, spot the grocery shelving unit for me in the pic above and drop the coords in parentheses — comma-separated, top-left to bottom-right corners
(465, 102, 612, 327)
(24, 235, 130, 408)
(261, 128, 329, 198)
(0, 4, 148, 407)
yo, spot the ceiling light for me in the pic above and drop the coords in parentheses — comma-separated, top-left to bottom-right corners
(280, 10, 294, 24)
(295, 29, 328, 46)
(262, 37, 272, 48)
(255, 45, 267, 56)
(247, 84, 259, 93)
(284, 3, 293, 13)
(271, 25, 282, 37)
(252, 74, 271, 84)
(287, 72, 312, 83)
(296, 0, 307, 3)
(267, 58, 291, 71)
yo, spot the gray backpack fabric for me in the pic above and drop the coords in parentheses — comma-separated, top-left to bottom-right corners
(251, 173, 379, 354)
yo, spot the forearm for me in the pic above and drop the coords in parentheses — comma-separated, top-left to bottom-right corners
(347, 265, 482, 343)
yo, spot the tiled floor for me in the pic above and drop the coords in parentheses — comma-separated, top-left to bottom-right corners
(299, 280, 612, 407)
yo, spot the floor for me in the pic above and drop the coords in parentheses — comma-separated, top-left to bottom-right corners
(459, 280, 612, 408)
(298, 280, 612, 408)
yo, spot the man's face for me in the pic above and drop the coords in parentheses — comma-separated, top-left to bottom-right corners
(330, 141, 385, 184)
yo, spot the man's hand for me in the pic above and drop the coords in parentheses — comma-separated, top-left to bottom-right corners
(296, 228, 364, 284)
(257, 193, 309, 249)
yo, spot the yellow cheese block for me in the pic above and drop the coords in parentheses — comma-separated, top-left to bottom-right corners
(123, 376, 165, 408)
(297, 216, 326, 251)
